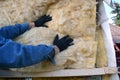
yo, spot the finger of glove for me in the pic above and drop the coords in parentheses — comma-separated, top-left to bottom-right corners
(43, 15, 52, 19)
(44, 17, 52, 21)
(66, 38, 73, 43)
(42, 25, 48, 27)
(61, 35, 69, 40)
(40, 15, 51, 21)
(64, 38, 73, 47)
(41, 15, 47, 18)
(65, 40, 73, 47)
(69, 42, 74, 46)
(53, 35, 59, 44)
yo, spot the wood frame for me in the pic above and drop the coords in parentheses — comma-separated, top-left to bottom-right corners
(0, 67, 117, 77)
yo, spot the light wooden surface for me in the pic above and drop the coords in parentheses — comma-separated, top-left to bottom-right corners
(0, 67, 117, 77)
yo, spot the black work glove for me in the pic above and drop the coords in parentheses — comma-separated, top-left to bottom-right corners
(34, 15, 52, 27)
(53, 35, 74, 52)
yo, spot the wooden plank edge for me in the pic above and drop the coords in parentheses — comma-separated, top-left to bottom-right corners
(0, 67, 118, 77)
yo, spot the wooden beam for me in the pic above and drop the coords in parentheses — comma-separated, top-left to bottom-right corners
(0, 67, 117, 77)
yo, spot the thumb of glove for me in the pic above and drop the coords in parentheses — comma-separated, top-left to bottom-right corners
(53, 34, 59, 44)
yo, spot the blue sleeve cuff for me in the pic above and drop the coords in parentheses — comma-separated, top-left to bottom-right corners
(46, 45, 56, 64)
(21, 22, 29, 30)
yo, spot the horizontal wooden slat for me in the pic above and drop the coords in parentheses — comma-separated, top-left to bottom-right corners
(0, 67, 117, 77)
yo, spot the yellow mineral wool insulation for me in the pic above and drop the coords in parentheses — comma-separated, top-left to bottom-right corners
(0, 0, 97, 72)
(66, 41, 97, 69)
(96, 26, 108, 68)
(11, 27, 97, 72)
(95, 27, 110, 80)
(56, 40, 97, 68)
(47, 0, 96, 38)
(14, 27, 57, 45)
(0, 0, 58, 27)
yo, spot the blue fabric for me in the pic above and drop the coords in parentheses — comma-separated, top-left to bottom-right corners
(0, 23, 55, 68)
(0, 22, 29, 39)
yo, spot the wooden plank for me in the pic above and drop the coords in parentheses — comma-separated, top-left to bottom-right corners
(0, 67, 117, 77)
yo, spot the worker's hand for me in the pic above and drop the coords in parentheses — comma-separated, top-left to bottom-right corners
(34, 15, 52, 27)
(53, 35, 73, 52)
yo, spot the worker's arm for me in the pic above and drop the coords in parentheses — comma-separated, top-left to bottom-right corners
(0, 34, 73, 68)
(0, 36, 56, 68)
(0, 23, 30, 39)
(0, 15, 52, 39)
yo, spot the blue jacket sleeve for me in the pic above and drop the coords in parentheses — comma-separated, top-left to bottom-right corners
(0, 23, 29, 39)
(0, 36, 55, 68)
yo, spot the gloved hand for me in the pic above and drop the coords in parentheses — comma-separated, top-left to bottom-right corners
(34, 15, 52, 27)
(53, 35, 74, 52)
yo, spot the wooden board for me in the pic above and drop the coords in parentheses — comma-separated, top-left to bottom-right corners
(0, 67, 117, 77)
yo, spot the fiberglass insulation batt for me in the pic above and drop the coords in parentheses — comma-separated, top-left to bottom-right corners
(0, 0, 97, 72)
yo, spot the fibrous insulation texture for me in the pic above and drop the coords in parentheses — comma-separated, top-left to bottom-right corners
(0, 0, 97, 72)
